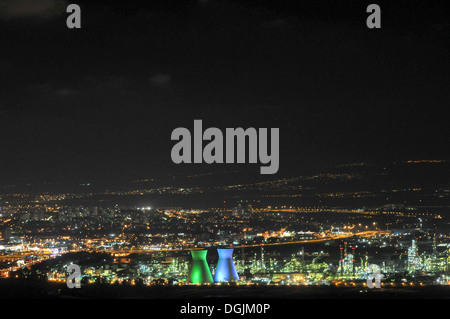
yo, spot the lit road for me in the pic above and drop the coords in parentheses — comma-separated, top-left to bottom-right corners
(102, 230, 389, 254)
(0, 230, 388, 272)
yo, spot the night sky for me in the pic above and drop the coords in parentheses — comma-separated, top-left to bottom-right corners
(0, 0, 449, 185)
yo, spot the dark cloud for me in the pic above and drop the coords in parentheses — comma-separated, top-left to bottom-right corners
(0, 0, 448, 183)
(55, 88, 79, 97)
(150, 73, 172, 86)
(0, 0, 68, 20)
(0, 60, 13, 71)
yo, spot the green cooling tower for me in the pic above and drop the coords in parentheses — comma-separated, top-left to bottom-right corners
(186, 249, 214, 284)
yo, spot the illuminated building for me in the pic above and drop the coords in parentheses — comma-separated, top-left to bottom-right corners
(408, 240, 421, 273)
(186, 249, 213, 284)
(283, 254, 302, 273)
(214, 248, 239, 282)
(447, 248, 450, 272)
(261, 246, 265, 271)
(338, 243, 355, 277)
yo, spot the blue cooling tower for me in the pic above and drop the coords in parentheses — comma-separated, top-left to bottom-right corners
(214, 248, 239, 283)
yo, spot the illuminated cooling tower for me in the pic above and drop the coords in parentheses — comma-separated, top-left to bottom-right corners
(187, 249, 214, 284)
(214, 248, 239, 283)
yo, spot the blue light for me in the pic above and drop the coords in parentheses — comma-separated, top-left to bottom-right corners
(214, 248, 239, 283)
